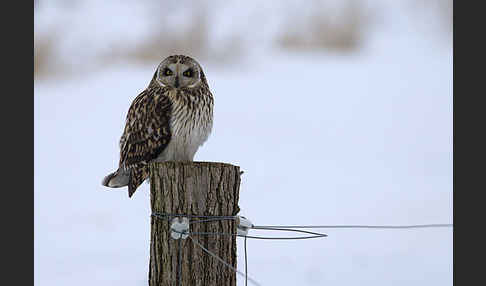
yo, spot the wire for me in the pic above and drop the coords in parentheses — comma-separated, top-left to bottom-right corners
(152, 212, 452, 286)
(244, 236, 248, 286)
(189, 235, 262, 286)
(185, 227, 328, 240)
(177, 238, 182, 286)
(152, 212, 452, 230)
(246, 226, 327, 239)
(253, 224, 453, 229)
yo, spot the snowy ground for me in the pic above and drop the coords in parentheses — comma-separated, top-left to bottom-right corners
(34, 7, 452, 285)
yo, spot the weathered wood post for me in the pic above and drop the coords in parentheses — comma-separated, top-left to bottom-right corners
(149, 161, 241, 286)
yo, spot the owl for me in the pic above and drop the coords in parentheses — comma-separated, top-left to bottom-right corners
(102, 55, 214, 197)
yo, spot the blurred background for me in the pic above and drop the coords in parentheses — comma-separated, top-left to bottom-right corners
(34, 0, 452, 285)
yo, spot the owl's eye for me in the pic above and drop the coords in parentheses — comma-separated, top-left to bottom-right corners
(163, 68, 173, 76)
(183, 69, 193, 77)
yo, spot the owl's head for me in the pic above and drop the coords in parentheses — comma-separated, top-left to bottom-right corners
(154, 55, 207, 89)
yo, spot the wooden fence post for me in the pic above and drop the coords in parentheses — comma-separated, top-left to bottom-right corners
(148, 161, 241, 286)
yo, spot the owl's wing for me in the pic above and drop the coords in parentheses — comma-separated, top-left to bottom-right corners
(119, 88, 172, 196)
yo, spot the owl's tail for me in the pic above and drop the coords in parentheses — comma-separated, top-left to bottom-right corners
(101, 169, 130, 189)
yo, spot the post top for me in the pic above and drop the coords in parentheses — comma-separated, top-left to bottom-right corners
(151, 161, 239, 169)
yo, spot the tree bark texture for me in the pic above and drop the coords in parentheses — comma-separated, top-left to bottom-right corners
(149, 162, 241, 286)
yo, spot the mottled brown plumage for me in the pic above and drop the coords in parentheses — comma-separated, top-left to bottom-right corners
(102, 55, 214, 197)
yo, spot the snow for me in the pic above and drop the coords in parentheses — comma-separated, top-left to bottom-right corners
(35, 1, 452, 285)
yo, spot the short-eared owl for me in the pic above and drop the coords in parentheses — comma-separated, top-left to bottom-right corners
(102, 55, 213, 197)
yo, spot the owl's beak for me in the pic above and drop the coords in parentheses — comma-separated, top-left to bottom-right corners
(174, 76, 180, 88)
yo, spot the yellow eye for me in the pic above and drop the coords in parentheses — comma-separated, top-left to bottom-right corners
(183, 69, 193, 77)
(164, 68, 172, 76)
